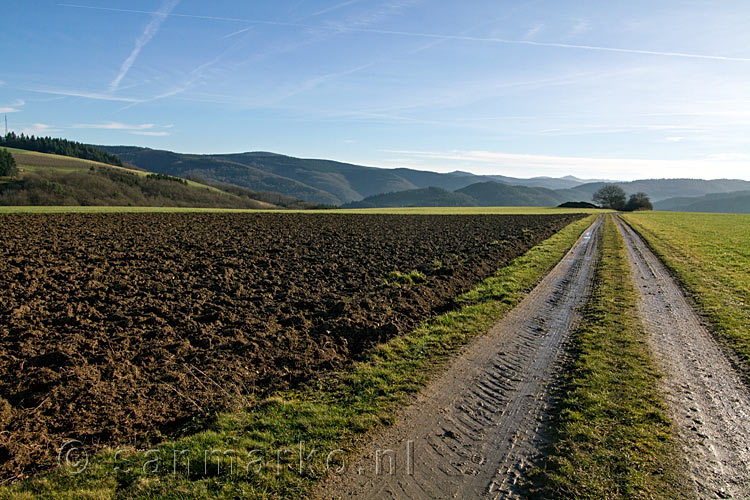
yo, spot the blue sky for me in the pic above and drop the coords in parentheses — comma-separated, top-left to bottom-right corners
(2, 1, 750, 180)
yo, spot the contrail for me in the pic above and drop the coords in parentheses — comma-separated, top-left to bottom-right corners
(108, 0, 180, 92)
(60, 3, 750, 63)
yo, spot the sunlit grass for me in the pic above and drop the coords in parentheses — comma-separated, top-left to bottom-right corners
(535, 215, 683, 499)
(622, 211, 750, 379)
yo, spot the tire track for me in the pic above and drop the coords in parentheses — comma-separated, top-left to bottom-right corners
(615, 216, 750, 499)
(318, 216, 603, 500)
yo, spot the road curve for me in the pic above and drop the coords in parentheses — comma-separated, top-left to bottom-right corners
(616, 216, 750, 499)
(317, 216, 603, 500)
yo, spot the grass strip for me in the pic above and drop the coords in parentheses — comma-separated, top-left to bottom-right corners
(533, 215, 684, 499)
(1, 216, 596, 500)
(622, 212, 750, 381)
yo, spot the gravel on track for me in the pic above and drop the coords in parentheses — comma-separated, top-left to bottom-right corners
(616, 216, 750, 499)
(318, 216, 603, 500)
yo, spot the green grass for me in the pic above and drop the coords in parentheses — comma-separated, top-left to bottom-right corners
(6, 148, 227, 193)
(534, 215, 683, 500)
(383, 269, 427, 286)
(622, 211, 750, 381)
(0, 216, 597, 500)
(0, 205, 608, 214)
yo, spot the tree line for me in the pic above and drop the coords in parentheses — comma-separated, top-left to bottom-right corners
(0, 133, 123, 167)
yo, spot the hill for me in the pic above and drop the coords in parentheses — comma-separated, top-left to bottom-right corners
(343, 181, 573, 208)
(566, 179, 750, 203)
(99, 146, 750, 207)
(342, 187, 478, 208)
(0, 148, 312, 209)
(1, 132, 123, 167)
(455, 181, 567, 206)
(99, 146, 617, 205)
(654, 190, 750, 213)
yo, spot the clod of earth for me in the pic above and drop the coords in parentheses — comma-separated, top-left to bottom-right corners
(0, 212, 581, 478)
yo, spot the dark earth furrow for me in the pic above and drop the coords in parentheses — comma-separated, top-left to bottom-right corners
(615, 216, 750, 499)
(0, 213, 581, 478)
(319, 216, 603, 500)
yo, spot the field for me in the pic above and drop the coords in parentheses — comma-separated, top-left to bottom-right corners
(0, 212, 582, 482)
(621, 212, 750, 378)
(0, 205, 607, 214)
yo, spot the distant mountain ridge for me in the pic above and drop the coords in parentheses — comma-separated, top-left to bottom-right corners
(655, 190, 750, 213)
(100, 146, 614, 205)
(99, 146, 750, 207)
(343, 182, 578, 208)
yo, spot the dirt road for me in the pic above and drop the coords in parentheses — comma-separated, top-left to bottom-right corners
(616, 216, 750, 499)
(318, 216, 603, 500)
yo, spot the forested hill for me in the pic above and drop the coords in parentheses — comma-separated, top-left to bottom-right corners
(98, 146, 607, 205)
(100, 146, 750, 206)
(1, 133, 123, 167)
(0, 148, 320, 209)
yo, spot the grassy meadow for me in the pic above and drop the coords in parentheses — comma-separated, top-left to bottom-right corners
(622, 211, 750, 380)
(0, 148, 276, 209)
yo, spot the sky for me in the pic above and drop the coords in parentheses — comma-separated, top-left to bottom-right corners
(1, 0, 750, 180)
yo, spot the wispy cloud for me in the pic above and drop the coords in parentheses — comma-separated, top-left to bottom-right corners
(73, 121, 155, 130)
(21, 123, 61, 135)
(59, 3, 750, 63)
(665, 136, 684, 142)
(109, 0, 180, 92)
(25, 87, 143, 103)
(72, 121, 171, 136)
(221, 26, 253, 39)
(309, 0, 362, 17)
(567, 19, 591, 38)
(0, 99, 25, 113)
(381, 149, 750, 180)
(343, 28, 750, 63)
(704, 153, 750, 161)
(129, 130, 170, 136)
(523, 23, 544, 40)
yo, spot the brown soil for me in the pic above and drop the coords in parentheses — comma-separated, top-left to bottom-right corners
(0, 212, 580, 478)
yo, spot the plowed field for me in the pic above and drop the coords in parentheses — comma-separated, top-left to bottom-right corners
(0, 213, 580, 477)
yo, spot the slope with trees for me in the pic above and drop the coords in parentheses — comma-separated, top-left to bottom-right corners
(0, 148, 318, 209)
(97, 145, 750, 207)
(1, 133, 123, 166)
(344, 181, 570, 208)
(654, 190, 750, 213)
